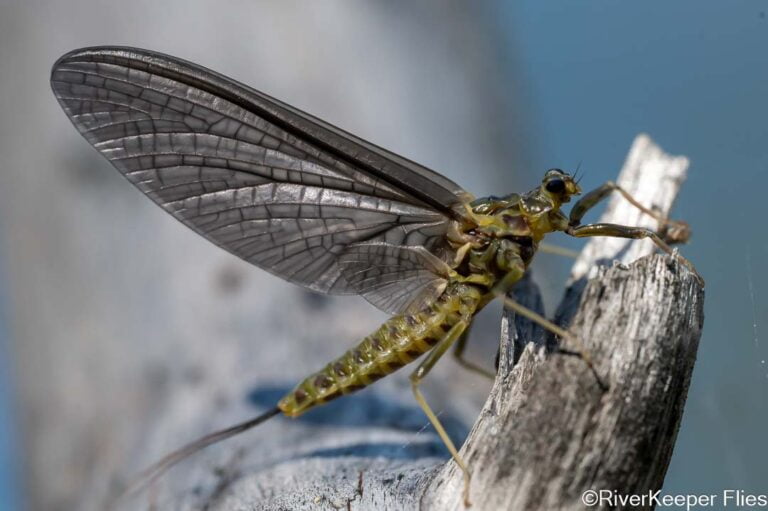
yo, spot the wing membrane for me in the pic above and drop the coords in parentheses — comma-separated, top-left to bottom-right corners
(338, 243, 452, 314)
(51, 46, 465, 299)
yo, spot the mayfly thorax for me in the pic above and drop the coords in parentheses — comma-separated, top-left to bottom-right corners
(50, 46, 702, 507)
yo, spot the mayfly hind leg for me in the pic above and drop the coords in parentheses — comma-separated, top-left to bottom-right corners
(409, 320, 474, 507)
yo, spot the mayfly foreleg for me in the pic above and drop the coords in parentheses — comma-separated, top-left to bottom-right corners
(569, 180, 690, 244)
(452, 326, 496, 380)
(566, 223, 703, 285)
(410, 320, 473, 507)
(501, 296, 608, 391)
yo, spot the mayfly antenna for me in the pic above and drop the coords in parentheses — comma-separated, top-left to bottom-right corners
(572, 161, 583, 185)
(118, 406, 281, 499)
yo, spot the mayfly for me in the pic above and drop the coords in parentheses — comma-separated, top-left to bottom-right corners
(51, 47, 700, 506)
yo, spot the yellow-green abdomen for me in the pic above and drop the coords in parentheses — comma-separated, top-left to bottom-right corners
(278, 283, 483, 417)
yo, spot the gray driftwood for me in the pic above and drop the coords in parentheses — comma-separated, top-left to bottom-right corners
(168, 135, 704, 510)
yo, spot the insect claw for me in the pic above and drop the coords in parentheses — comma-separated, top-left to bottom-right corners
(593, 369, 610, 392)
(659, 219, 692, 245)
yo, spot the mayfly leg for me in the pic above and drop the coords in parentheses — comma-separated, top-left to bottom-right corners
(568, 181, 702, 284)
(501, 297, 608, 391)
(452, 326, 496, 380)
(569, 180, 691, 244)
(409, 320, 473, 507)
(566, 223, 704, 285)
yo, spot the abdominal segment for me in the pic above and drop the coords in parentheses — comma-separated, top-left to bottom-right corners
(278, 283, 483, 417)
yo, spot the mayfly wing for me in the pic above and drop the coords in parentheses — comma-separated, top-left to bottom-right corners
(338, 242, 453, 314)
(50, 46, 470, 303)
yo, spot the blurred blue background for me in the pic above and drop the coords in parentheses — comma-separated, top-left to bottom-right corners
(0, 1, 766, 510)
(0, 237, 19, 511)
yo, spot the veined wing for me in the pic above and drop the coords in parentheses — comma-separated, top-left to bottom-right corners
(50, 46, 468, 298)
(338, 243, 453, 315)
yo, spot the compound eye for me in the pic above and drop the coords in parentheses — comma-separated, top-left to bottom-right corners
(545, 178, 566, 194)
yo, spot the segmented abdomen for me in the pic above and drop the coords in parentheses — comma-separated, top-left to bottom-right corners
(278, 282, 483, 417)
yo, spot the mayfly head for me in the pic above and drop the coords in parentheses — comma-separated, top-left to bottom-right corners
(541, 168, 581, 205)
